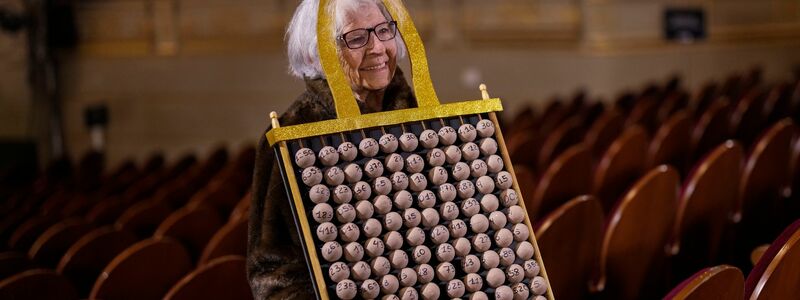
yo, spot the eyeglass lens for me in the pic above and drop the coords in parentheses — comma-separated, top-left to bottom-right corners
(343, 21, 397, 49)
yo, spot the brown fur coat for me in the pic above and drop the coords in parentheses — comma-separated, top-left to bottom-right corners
(248, 69, 416, 299)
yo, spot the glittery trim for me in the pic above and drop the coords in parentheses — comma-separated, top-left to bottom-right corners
(267, 98, 503, 146)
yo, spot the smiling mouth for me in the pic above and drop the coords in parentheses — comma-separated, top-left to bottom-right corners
(361, 62, 387, 71)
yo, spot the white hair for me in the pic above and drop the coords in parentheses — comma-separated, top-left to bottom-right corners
(286, 0, 407, 79)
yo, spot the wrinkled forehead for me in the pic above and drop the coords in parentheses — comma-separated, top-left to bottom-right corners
(337, 1, 391, 33)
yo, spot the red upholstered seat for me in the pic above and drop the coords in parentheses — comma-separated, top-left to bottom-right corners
(663, 265, 744, 300)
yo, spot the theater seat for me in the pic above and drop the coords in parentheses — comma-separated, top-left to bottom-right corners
(528, 144, 592, 219)
(57, 226, 139, 297)
(745, 219, 800, 299)
(198, 217, 247, 266)
(154, 205, 224, 262)
(0, 269, 78, 300)
(593, 126, 649, 213)
(163, 255, 252, 300)
(663, 265, 744, 300)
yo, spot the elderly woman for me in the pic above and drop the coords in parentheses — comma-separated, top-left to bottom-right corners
(248, 0, 415, 298)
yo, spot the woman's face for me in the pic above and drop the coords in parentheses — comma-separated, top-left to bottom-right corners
(340, 3, 397, 95)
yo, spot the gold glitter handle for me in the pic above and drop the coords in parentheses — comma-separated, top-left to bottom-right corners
(317, 0, 441, 119)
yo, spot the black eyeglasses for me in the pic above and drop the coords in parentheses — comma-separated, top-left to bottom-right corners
(338, 21, 398, 50)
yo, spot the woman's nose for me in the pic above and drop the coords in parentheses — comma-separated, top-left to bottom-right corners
(365, 33, 385, 53)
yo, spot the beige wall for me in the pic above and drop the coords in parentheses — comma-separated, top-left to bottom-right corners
(2, 0, 800, 167)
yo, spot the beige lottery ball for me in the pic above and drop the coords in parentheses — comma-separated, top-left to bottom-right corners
(448, 219, 468, 238)
(435, 243, 455, 262)
(534, 295, 547, 300)
(469, 291, 489, 300)
(438, 126, 457, 146)
(500, 189, 519, 207)
(428, 166, 448, 186)
(421, 208, 440, 229)
(524, 259, 540, 278)
(463, 273, 484, 293)
(338, 142, 357, 162)
(462, 254, 481, 273)
(530, 276, 548, 295)
(361, 279, 381, 299)
(295, 148, 316, 168)
(487, 154, 504, 173)
(452, 237, 472, 257)
(312, 203, 333, 223)
(384, 230, 404, 250)
(409, 173, 428, 192)
(363, 218, 382, 238)
(495, 285, 514, 300)
(339, 222, 360, 242)
(309, 184, 330, 204)
(436, 262, 457, 281)
(506, 264, 525, 284)
(380, 274, 400, 294)
(470, 213, 489, 233)
(324, 166, 344, 186)
(475, 176, 495, 195)
(335, 203, 356, 223)
(430, 225, 450, 245)
(470, 160, 489, 178)
(301, 167, 322, 187)
(355, 200, 374, 220)
(372, 176, 391, 196)
(394, 190, 413, 210)
(403, 208, 422, 228)
(384, 212, 403, 231)
(385, 153, 404, 173)
(364, 159, 384, 179)
(372, 195, 392, 214)
(320, 241, 342, 262)
(383, 153, 406, 173)
(511, 223, 531, 242)
(416, 264, 435, 284)
(460, 198, 480, 217)
(316, 222, 337, 242)
(382, 295, 400, 300)
(439, 202, 459, 221)
(379, 133, 399, 154)
(364, 237, 385, 257)
(495, 171, 514, 189)
(481, 250, 500, 269)
(420, 129, 439, 149)
(333, 185, 352, 204)
(344, 163, 363, 183)
(461, 142, 481, 161)
(507, 205, 526, 224)
(353, 181, 371, 201)
(516, 241, 535, 260)
(494, 228, 513, 248)
(318, 146, 339, 167)
(336, 279, 357, 300)
(420, 282, 440, 300)
(486, 268, 505, 288)
(417, 190, 436, 209)
(399, 287, 418, 300)
(351, 261, 372, 281)
(452, 162, 470, 181)
(499, 247, 516, 267)
(482, 194, 500, 213)
(438, 183, 457, 202)
(512, 282, 530, 300)
(406, 154, 425, 173)
(443, 145, 462, 164)
(458, 123, 477, 142)
(390, 172, 409, 191)
(426, 148, 446, 167)
(328, 261, 350, 283)
(446, 279, 466, 298)
(389, 249, 409, 269)
(412, 245, 432, 264)
(476, 119, 496, 138)
(479, 138, 498, 156)
(399, 267, 418, 287)
(489, 211, 508, 231)
(471, 233, 492, 253)
(359, 138, 379, 157)
(405, 227, 426, 246)
(399, 132, 419, 152)
(457, 180, 476, 199)
(371, 256, 391, 277)
(343, 242, 364, 262)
